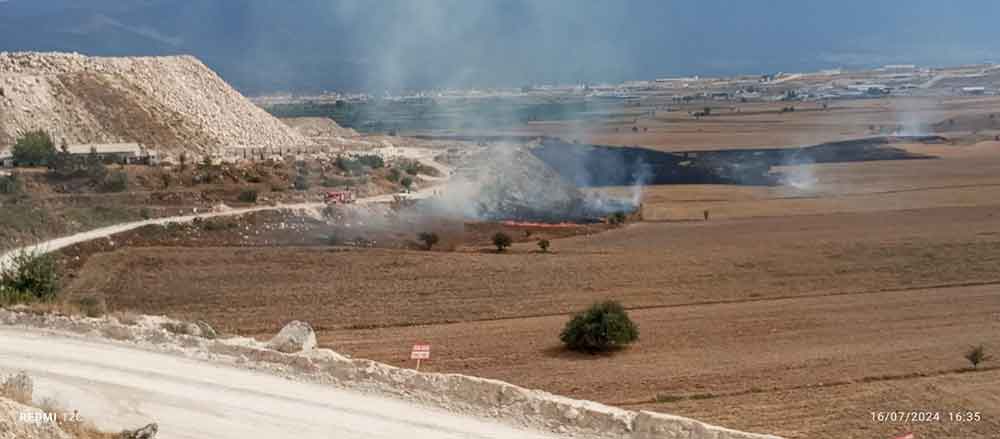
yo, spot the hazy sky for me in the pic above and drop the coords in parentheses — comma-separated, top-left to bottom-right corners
(1, 0, 998, 93)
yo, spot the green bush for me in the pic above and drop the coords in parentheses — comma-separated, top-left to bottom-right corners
(400, 176, 414, 189)
(76, 296, 107, 318)
(417, 232, 440, 250)
(0, 250, 60, 302)
(608, 211, 627, 225)
(202, 219, 237, 231)
(12, 130, 56, 166)
(355, 154, 385, 169)
(100, 171, 128, 192)
(238, 189, 259, 203)
(560, 301, 639, 353)
(336, 154, 384, 175)
(492, 231, 512, 252)
(0, 173, 23, 195)
(965, 345, 991, 369)
(537, 239, 550, 253)
(388, 168, 401, 183)
(294, 173, 310, 190)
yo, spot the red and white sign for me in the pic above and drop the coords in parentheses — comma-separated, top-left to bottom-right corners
(893, 433, 914, 439)
(411, 344, 431, 360)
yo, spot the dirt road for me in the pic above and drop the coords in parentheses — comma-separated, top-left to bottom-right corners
(0, 147, 451, 271)
(0, 327, 561, 439)
(0, 202, 324, 271)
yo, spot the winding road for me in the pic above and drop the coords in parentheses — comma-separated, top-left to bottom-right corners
(0, 146, 449, 271)
(0, 149, 560, 438)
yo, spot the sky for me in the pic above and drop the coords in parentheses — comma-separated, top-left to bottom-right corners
(1, 0, 998, 93)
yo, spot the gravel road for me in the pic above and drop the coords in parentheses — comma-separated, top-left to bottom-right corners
(0, 327, 561, 439)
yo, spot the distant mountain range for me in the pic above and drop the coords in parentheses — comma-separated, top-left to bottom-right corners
(3, 0, 1000, 94)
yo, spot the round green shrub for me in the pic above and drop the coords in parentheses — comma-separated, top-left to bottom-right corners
(560, 301, 639, 353)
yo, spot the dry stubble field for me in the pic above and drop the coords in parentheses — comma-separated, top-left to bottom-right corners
(63, 101, 1000, 438)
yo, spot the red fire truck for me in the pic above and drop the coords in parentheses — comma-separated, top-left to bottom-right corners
(325, 190, 356, 204)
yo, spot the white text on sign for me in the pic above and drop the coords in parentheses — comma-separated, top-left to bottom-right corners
(411, 344, 431, 360)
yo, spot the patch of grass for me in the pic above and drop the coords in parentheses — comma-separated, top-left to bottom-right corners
(1, 371, 33, 404)
(322, 175, 356, 188)
(99, 171, 128, 193)
(0, 201, 55, 246)
(654, 394, 685, 403)
(0, 173, 24, 195)
(62, 205, 138, 231)
(238, 189, 259, 203)
(201, 219, 237, 231)
(75, 296, 107, 318)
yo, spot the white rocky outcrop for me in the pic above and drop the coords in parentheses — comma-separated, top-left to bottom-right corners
(267, 320, 318, 353)
(120, 423, 159, 439)
(0, 51, 310, 155)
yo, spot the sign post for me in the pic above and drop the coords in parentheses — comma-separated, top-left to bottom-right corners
(410, 343, 431, 371)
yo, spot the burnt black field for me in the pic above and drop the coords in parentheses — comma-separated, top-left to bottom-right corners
(530, 136, 939, 187)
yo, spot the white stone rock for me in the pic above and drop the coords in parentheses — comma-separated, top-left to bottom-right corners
(267, 320, 317, 353)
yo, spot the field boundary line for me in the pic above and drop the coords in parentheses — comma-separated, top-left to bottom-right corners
(333, 279, 1000, 331)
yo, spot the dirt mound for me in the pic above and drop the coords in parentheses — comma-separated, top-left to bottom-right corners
(0, 52, 309, 156)
(281, 117, 359, 139)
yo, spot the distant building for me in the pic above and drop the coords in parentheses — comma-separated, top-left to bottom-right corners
(65, 143, 158, 165)
(961, 86, 987, 95)
(0, 150, 13, 168)
(881, 64, 917, 72)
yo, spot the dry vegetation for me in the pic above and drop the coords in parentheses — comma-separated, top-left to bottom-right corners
(53, 98, 1000, 438)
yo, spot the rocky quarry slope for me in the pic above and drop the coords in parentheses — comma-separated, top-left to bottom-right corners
(281, 117, 359, 139)
(0, 52, 308, 156)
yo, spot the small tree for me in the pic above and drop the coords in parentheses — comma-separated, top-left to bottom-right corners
(417, 232, 440, 250)
(537, 239, 550, 253)
(608, 211, 627, 225)
(965, 345, 991, 369)
(388, 168, 402, 183)
(560, 301, 639, 353)
(0, 250, 60, 302)
(238, 189, 259, 203)
(294, 173, 310, 190)
(400, 176, 414, 190)
(0, 173, 22, 195)
(12, 130, 56, 166)
(492, 231, 512, 252)
(100, 171, 128, 192)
